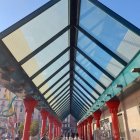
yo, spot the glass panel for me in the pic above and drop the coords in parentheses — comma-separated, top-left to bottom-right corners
(22, 31, 69, 77)
(78, 31, 124, 77)
(38, 65, 69, 91)
(99, 0, 140, 28)
(50, 90, 69, 106)
(80, 0, 140, 62)
(73, 98, 87, 111)
(76, 52, 112, 87)
(45, 80, 70, 101)
(73, 89, 91, 106)
(3, 0, 69, 61)
(75, 75, 99, 99)
(73, 82, 93, 104)
(0, 0, 51, 32)
(39, 73, 70, 93)
(75, 65, 105, 94)
(32, 52, 69, 87)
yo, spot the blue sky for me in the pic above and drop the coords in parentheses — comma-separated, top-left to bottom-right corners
(99, 0, 140, 29)
(0, 0, 140, 32)
(0, 0, 50, 32)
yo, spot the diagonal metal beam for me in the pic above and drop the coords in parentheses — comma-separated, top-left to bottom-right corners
(55, 98, 70, 113)
(75, 60, 106, 89)
(50, 89, 70, 107)
(57, 102, 70, 115)
(75, 46, 114, 80)
(49, 84, 70, 104)
(71, 108, 83, 120)
(76, 26, 127, 66)
(44, 78, 70, 97)
(57, 103, 70, 115)
(72, 104, 87, 117)
(58, 108, 70, 120)
(73, 88, 91, 108)
(74, 70, 100, 96)
(70, 0, 81, 114)
(0, 0, 61, 39)
(20, 25, 70, 65)
(38, 61, 70, 89)
(31, 47, 70, 79)
(55, 99, 70, 114)
(72, 99, 87, 113)
(52, 93, 70, 109)
(89, 0, 140, 36)
(72, 96, 88, 111)
(72, 93, 89, 110)
(54, 96, 70, 111)
(72, 103, 86, 115)
(74, 78, 97, 101)
(73, 84, 93, 104)
(43, 70, 70, 94)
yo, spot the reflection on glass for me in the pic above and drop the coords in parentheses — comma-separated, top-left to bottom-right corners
(76, 52, 112, 87)
(78, 31, 124, 77)
(45, 80, 70, 101)
(32, 52, 69, 87)
(3, 0, 68, 61)
(22, 31, 69, 77)
(80, 0, 140, 62)
(75, 65, 105, 94)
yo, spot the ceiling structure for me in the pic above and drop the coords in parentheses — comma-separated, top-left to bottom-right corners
(0, 0, 140, 122)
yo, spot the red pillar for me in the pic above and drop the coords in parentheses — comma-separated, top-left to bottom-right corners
(87, 116, 93, 140)
(82, 122, 84, 139)
(48, 115, 53, 140)
(93, 109, 102, 129)
(40, 109, 49, 137)
(84, 120, 88, 140)
(22, 98, 38, 140)
(106, 98, 120, 140)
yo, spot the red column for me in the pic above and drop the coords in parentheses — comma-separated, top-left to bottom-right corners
(84, 120, 88, 140)
(40, 109, 49, 137)
(93, 109, 102, 129)
(82, 122, 84, 140)
(22, 98, 38, 140)
(106, 98, 120, 140)
(48, 115, 53, 140)
(87, 116, 93, 140)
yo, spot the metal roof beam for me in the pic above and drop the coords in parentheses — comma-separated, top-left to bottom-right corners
(74, 60, 106, 89)
(70, 0, 81, 114)
(55, 99, 70, 113)
(74, 70, 100, 96)
(74, 46, 114, 80)
(76, 26, 127, 66)
(45, 78, 70, 97)
(38, 61, 70, 89)
(50, 89, 70, 107)
(52, 93, 70, 109)
(49, 84, 70, 104)
(43, 70, 70, 94)
(0, 0, 61, 39)
(73, 84, 93, 105)
(73, 89, 91, 108)
(31, 47, 70, 79)
(89, 0, 140, 36)
(74, 78, 97, 101)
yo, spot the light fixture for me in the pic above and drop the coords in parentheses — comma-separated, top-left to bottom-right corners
(131, 68, 140, 73)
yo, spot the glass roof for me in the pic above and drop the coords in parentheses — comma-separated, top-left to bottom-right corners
(1, 0, 140, 121)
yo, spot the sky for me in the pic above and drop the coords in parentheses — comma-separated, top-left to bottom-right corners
(0, 0, 140, 32)
(0, 0, 50, 32)
(99, 0, 140, 29)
